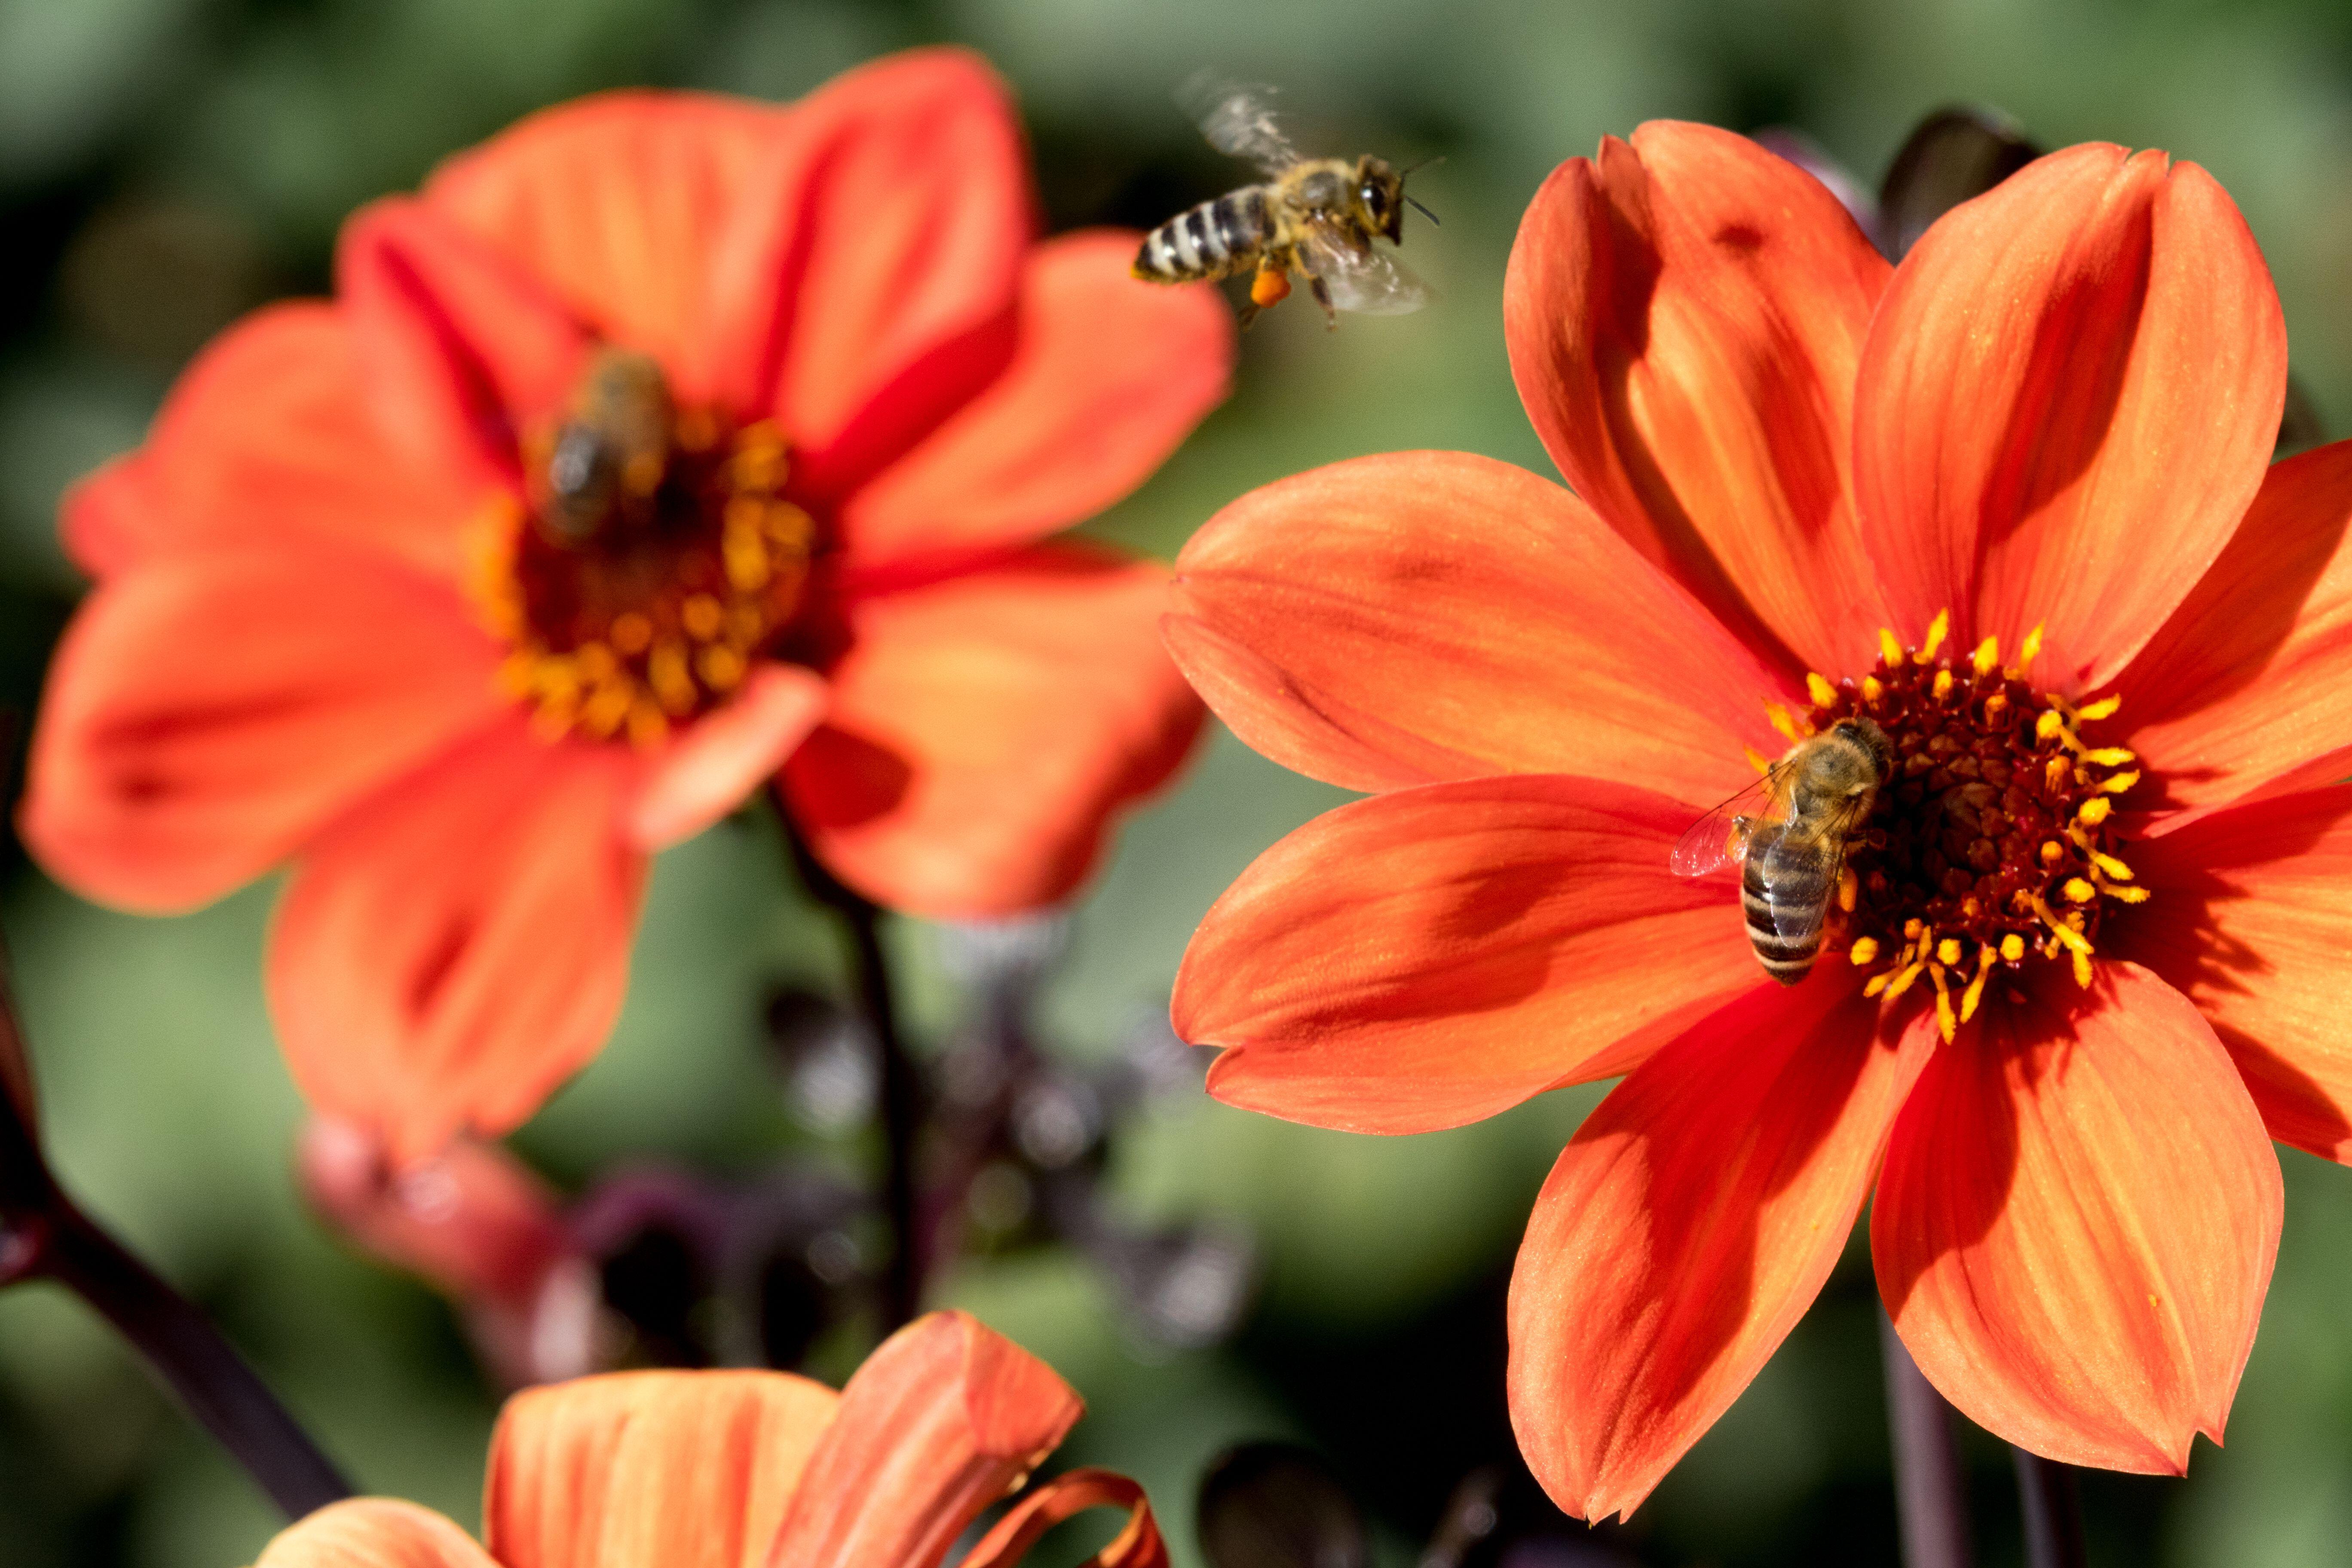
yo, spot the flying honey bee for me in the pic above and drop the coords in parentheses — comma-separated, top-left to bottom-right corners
(1672, 717, 1892, 984)
(533, 349, 672, 543)
(1133, 76, 1437, 327)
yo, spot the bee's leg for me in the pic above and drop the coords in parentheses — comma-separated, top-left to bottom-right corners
(1236, 297, 1261, 331)
(1306, 271, 1336, 328)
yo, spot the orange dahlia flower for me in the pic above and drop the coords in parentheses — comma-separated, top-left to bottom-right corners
(24, 49, 1229, 1164)
(249, 1310, 1162, 1568)
(1167, 123, 2339, 1516)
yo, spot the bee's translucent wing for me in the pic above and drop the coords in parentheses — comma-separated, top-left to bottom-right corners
(1669, 771, 1780, 880)
(1300, 223, 1433, 315)
(1179, 72, 1298, 175)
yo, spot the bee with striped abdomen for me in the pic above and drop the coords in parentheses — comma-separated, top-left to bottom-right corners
(1672, 717, 1891, 984)
(1133, 77, 1436, 327)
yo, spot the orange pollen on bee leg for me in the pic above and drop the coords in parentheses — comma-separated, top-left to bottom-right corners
(467, 392, 816, 750)
(1784, 609, 2146, 1022)
(1251, 266, 1292, 308)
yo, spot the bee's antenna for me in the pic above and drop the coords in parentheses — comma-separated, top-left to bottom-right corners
(1405, 194, 1441, 227)
(1398, 153, 1447, 177)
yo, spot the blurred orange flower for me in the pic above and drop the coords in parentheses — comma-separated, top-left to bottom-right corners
(1167, 125, 2349, 1515)
(251, 1310, 1162, 1568)
(24, 49, 1228, 1163)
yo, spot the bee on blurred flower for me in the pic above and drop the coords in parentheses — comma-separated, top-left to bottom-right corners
(1672, 717, 1891, 984)
(1133, 75, 1437, 328)
(530, 349, 673, 543)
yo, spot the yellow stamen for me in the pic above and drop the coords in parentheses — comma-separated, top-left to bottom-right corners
(2034, 709, 2065, 743)
(1883, 958, 1929, 1001)
(2030, 896, 2095, 957)
(2062, 877, 2097, 904)
(696, 643, 747, 692)
(1838, 865, 1859, 913)
(1744, 745, 1774, 775)
(1807, 672, 1838, 708)
(1850, 937, 1881, 966)
(2017, 623, 2044, 666)
(2104, 884, 2152, 904)
(1879, 628, 1905, 665)
(1919, 610, 1950, 662)
(1936, 937, 1962, 967)
(1970, 636, 2000, 676)
(2090, 850, 2135, 882)
(575, 642, 619, 683)
(2075, 694, 2122, 721)
(648, 641, 697, 716)
(1861, 675, 1884, 703)
(1931, 964, 1956, 1042)
(1766, 703, 1802, 742)
(2040, 840, 2064, 867)
(2072, 946, 2093, 987)
(1999, 933, 2025, 963)
(2079, 746, 2136, 768)
(582, 679, 634, 739)
(2100, 770, 2142, 795)
(681, 594, 725, 641)
(2076, 796, 2113, 827)
(1931, 668, 1954, 701)
(2046, 757, 2074, 791)
(1864, 969, 1895, 999)
(1960, 947, 1994, 1023)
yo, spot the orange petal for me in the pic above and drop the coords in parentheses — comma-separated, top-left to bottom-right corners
(758, 49, 1032, 497)
(62, 302, 483, 584)
(255, 1499, 498, 1568)
(960, 1470, 1167, 1568)
(2116, 439, 2352, 821)
(21, 545, 506, 914)
(425, 90, 802, 409)
(765, 1311, 1083, 1568)
(337, 199, 593, 489)
(269, 720, 645, 1164)
(1505, 121, 1893, 677)
(1166, 450, 1786, 802)
(485, 1369, 840, 1568)
(2116, 781, 2352, 1160)
(1853, 144, 2286, 692)
(1179, 775, 1767, 1134)
(838, 230, 1233, 581)
(1874, 962, 2281, 1471)
(784, 544, 1201, 918)
(1508, 977, 1929, 1522)
(627, 661, 828, 851)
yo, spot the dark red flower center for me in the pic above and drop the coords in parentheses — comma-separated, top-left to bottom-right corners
(467, 351, 814, 748)
(1793, 613, 2145, 1036)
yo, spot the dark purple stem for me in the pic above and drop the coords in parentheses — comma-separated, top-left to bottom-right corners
(787, 831, 924, 1329)
(0, 977, 351, 1519)
(1880, 1307, 1972, 1568)
(2012, 1447, 2086, 1568)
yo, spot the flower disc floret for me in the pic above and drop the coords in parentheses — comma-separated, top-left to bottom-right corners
(469, 367, 817, 750)
(1787, 611, 2146, 1038)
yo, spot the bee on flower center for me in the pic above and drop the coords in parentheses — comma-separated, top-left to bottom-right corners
(1133, 76, 1437, 328)
(1674, 612, 2147, 1040)
(465, 351, 817, 749)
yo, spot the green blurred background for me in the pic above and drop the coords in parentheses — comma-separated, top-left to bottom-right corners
(6, 0, 2352, 1565)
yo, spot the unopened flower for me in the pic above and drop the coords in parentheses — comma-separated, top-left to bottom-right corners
(1168, 125, 2339, 1515)
(26, 49, 1229, 1164)
(250, 1311, 1163, 1568)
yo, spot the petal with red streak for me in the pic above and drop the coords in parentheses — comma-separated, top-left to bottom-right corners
(62, 303, 483, 584)
(1179, 775, 1766, 1135)
(337, 199, 594, 490)
(784, 545, 1201, 919)
(1506, 121, 1893, 677)
(2117, 440, 2352, 821)
(485, 1369, 839, 1568)
(627, 661, 828, 851)
(764, 1311, 1082, 1568)
(1509, 977, 1927, 1522)
(1853, 144, 2286, 692)
(254, 1500, 498, 1568)
(757, 49, 1032, 496)
(268, 720, 645, 1164)
(22, 545, 506, 914)
(1874, 962, 2280, 1471)
(425, 91, 801, 408)
(2117, 782, 2352, 1161)
(837, 231, 1233, 581)
(1166, 450, 1787, 802)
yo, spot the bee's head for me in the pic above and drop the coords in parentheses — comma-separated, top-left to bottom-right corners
(1353, 155, 1407, 243)
(1831, 716, 1894, 784)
